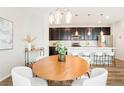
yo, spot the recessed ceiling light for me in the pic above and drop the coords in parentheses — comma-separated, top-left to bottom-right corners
(106, 16, 110, 19)
(88, 14, 91, 16)
(75, 14, 78, 16)
(100, 14, 104, 16)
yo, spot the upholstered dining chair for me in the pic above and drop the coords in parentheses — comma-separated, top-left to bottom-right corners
(11, 66, 48, 86)
(78, 56, 91, 79)
(80, 56, 91, 65)
(72, 68, 108, 86)
(35, 56, 46, 61)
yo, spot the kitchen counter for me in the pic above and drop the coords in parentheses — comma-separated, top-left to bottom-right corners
(49, 40, 97, 47)
(67, 46, 114, 50)
(67, 46, 115, 64)
(67, 47, 114, 55)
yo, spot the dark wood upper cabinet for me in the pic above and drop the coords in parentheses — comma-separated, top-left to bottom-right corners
(49, 27, 110, 40)
(70, 28, 76, 40)
(92, 27, 110, 40)
(59, 28, 64, 40)
(102, 27, 111, 35)
(92, 27, 101, 40)
(83, 28, 93, 40)
(78, 28, 85, 40)
(49, 28, 60, 40)
(59, 28, 70, 40)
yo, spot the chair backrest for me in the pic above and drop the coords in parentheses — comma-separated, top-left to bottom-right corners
(80, 57, 91, 64)
(78, 52, 90, 57)
(105, 52, 115, 56)
(83, 68, 108, 86)
(36, 56, 46, 61)
(83, 52, 90, 56)
(11, 66, 33, 86)
(94, 52, 104, 56)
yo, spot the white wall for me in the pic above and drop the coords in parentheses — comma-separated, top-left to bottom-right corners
(112, 21, 124, 60)
(0, 8, 50, 81)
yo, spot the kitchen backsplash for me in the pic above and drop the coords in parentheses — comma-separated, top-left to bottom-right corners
(49, 40, 97, 47)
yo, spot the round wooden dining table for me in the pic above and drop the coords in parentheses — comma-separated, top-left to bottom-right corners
(32, 55, 89, 86)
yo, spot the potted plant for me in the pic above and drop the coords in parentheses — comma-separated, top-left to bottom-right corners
(55, 41, 67, 62)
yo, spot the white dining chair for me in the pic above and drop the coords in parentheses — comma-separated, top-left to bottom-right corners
(78, 56, 91, 79)
(35, 56, 46, 61)
(80, 56, 91, 64)
(83, 52, 90, 57)
(11, 66, 48, 86)
(72, 68, 108, 86)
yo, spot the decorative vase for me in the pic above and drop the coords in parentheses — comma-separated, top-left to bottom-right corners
(58, 54, 66, 62)
(28, 43, 32, 51)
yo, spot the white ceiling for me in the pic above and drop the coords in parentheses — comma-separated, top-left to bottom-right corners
(49, 7, 124, 27)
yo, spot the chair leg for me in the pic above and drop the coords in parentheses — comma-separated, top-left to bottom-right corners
(113, 57, 116, 67)
(87, 72, 90, 78)
(102, 55, 104, 66)
(108, 55, 109, 66)
(96, 56, 97, 66)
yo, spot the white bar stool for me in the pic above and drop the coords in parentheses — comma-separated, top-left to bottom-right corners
(94, 52, 104, 66)
(105, 52, 115, 66)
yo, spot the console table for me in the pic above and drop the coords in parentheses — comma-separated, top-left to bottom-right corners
(25, 47, 44, 66)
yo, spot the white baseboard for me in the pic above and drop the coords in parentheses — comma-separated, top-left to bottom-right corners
(0, 74, 11, 82)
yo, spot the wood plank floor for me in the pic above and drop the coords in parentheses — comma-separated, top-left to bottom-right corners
(0, 59, 124, 86)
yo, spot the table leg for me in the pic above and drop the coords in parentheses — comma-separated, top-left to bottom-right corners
(47, 80, 73, 86)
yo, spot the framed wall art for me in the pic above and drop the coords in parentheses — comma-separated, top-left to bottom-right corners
(0, 17, 13, 50)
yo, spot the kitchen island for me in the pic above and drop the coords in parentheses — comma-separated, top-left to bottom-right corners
(67, 46, 114, 55)
(67, 46, 115, 65)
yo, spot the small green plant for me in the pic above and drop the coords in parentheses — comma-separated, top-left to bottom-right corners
(55, 41, 67, 55)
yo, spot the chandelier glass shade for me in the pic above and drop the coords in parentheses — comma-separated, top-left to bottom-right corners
(49, 8, 72, 25)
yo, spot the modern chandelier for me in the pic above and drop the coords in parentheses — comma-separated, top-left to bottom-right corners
(49, 7, 72, 25)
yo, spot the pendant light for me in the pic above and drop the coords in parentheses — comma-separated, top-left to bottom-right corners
(65, 9, 72, 24)
(100, 27, 104, 35)
(75, 28, 79, 36)
(88, 28, 91, 36)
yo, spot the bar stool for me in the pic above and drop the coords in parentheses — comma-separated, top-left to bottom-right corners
(94, 52, 104, 66)
(105, 52, 115, 66)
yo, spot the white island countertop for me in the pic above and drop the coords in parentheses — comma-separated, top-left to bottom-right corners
(67, 46, 115, 49)
(67, 46, 115, 55)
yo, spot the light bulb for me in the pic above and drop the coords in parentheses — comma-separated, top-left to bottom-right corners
(100, 31, 104, 35)
(75, 31, 78, 36)
(65, 11, 72, 24)
(54, 10, 62, 24)
(49, 14, 54, 24)
(88, 31, 91, 36)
